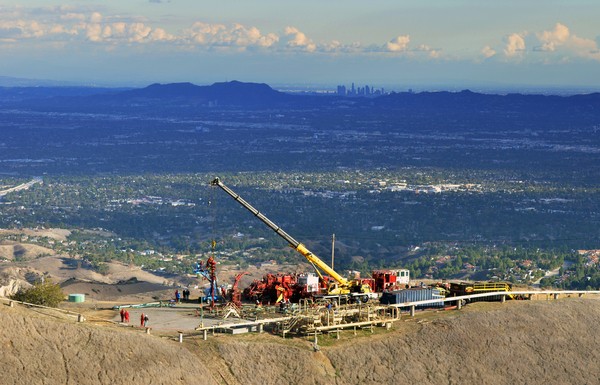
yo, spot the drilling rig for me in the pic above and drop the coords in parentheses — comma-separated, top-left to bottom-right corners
(210, 177, 373, 301)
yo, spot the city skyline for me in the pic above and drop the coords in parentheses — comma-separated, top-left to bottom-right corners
(1, 1, 600, 90)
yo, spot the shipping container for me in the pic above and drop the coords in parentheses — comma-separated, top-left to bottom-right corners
(379, 287, 445, 308)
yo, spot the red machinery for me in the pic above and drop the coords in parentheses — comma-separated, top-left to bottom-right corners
(195, 255, 219, 309)
(372, 269, 410, 292)
(243, 273, 298, 304)
(241, 269, 410, 304)
(229, 271, 249, 307)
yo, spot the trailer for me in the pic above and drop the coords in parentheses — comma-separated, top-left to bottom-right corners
(448, 281, 515, 302)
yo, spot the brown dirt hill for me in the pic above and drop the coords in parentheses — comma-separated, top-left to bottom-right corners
(60, 277, 174, 302)
(0, 228, 71, 242)
(325, 299, 600, 385)
(2, 298, 600, 385)
(209, 298, 600, 385)
(0, 256, 179, 299)
(0, 304, 217, 385)
(0, 241, 55, 261)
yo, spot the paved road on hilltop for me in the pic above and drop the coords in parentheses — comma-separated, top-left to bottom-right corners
(112, 304, 252, 331)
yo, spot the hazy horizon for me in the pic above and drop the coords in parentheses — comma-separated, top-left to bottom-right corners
(1, 1, 600, 90)
(1, 74, 598, 96)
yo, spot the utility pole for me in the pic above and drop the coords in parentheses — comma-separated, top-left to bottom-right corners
(331, 233, 335, 270)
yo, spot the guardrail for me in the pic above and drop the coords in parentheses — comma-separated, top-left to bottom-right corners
(0, 296, 87, 322)
(4, 289, 599, 343)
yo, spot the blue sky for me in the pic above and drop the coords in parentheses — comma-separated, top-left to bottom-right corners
(1, 1, 600, 90)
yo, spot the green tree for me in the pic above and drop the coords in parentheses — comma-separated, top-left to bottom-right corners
(12, 281, 65, 307)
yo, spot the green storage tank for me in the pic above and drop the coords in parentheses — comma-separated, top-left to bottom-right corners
(68, 294, 85, 303)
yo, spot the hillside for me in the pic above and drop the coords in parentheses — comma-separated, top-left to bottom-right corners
(0, 304, 217, 385)
(0, 241, 55, 261)
(1, 298, 599, 384)
(122, 81, 284, 100)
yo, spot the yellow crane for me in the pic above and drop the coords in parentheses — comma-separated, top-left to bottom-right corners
(210, 177, 372, 298)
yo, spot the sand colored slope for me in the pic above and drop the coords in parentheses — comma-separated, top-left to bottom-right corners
(325, 299, 600, 385)
(0, 228, 72, 242)
(0, 242, 55, 261)
(215, 299, 600, 385)
(0, 305, 217, 385)
(2, 297, 600, 385)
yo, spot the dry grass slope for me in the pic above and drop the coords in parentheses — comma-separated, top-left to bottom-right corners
(326, 299, 600, 385)
(2, 298, 600, 385)
(0, 242, 55, 261)
(209, 299, 600, 385)
(0, 306, 217, 385)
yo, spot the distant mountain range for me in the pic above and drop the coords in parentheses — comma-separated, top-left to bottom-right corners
(376, 89, 600, 112)
(1, 80, 599, 112)
(112, 80, 295, 107)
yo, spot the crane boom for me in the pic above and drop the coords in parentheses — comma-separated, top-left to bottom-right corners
(210, 177, 349, 286)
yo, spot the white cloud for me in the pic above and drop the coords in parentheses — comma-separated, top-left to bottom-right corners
(284, 26, 316, 52)
(386, 35, 410, 52)
(149, 27, 176, 42)
(60, 13, 86, 22)
(90, 12, 102, 24)
(184, 22, 278, 49)
(228, 24, 278, 48)
(186, 22, 225, 44)
(320, 40, 342, 52)
(0, 6, 444, 60)
(413, 44, 440, 58)
(128, 23, 152, 42)
(503, 33, 526, 57)
(0, 19, 46, 39)
(483, 23, 600, 63)
(536, 23, 569, 52)
(85, 22, 102, 42)
(111, 22, 127, 36)
(48, 24, 78, 36)
(535, 22, 600, 60)
(481, 45, 496, 58)
(428, 49, 441, 59)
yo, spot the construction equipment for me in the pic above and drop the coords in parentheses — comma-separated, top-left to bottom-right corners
(210, 177, 373, 300)
(229, 271, 249, 307)
(448, 281, 515, 302)
(243, 273, 298, 304)
(194, 256, 220, 307)
(372, 269, 410, 292)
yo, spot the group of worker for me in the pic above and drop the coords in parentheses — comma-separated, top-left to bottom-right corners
(140, 312, 149, 327)
(118, 308, 130, 323)
(119, 308, 150, 327)
(175, 289, 191, 303)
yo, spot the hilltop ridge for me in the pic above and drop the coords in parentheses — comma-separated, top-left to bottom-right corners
(2, 298, 600, 384)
